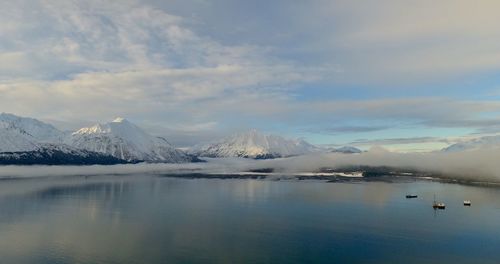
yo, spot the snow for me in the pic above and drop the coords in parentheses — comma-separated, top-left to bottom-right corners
(0, 113, 64, 152)
(68, 118, 194, 163)
(0, 114, 317, 163)
(192, 129, 319, 158)
(0, 127, 39, 152)
(0, 113, 64, 143)
(0, 113, 193, 164)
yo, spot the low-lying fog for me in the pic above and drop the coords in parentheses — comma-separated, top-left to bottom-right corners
(1, 147, 499, 182)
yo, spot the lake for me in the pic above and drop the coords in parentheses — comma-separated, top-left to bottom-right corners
(0, 175, 499, 263)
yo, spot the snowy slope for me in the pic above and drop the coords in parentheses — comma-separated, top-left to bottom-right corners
(68, 118, 196, 163)
(0, 113, 64, 143)
(192, 129, 318, 159)
(0, 124, 39, 152)
(443, 135, 500, 152)
(0, 113, 64, 152)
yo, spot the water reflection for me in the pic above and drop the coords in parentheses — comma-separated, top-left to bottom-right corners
(0, 176, 498, 263)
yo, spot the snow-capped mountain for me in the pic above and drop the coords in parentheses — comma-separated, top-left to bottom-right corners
(68, 118, 197, 163)
(0, 113, 64, 145)
(0, 113, 64, 152)
(0, 113, 127, 165)
(332, 146, 362, 154)
(443, 135, 500, 152)
(0, 123, 39, 152)
(191, 129, 318, 159)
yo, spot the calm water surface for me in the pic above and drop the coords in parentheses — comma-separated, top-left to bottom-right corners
(0, 175, 499, 263)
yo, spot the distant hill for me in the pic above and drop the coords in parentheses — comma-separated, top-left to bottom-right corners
(331, 146, 362, 154)
(442, 135, 500, 152)
(190, 129, 319, 159)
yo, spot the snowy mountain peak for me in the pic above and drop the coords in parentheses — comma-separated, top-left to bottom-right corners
(112, 117, 128, 123)
(69, 118, 195, 163)
(73, 119, 148, 143)
(0, 113, 198, 164)
(192, 129, 318, 159)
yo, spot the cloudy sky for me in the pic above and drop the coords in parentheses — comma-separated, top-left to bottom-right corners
(2, 0, 500, 151)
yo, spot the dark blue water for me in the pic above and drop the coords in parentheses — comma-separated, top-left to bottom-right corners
(0, 175, 499, 263)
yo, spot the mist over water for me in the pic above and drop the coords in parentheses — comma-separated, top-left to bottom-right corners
(2, 147, 500, 182)
(263, 148, 500, 181)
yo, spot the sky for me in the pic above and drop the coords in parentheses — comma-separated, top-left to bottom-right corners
(2, 0, 500, 151)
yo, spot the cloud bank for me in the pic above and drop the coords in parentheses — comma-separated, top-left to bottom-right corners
(2, 148, 500, 182)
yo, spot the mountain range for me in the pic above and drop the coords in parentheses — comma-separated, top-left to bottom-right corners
(0, 112, 414, 166)
(0, 113, 198, 165)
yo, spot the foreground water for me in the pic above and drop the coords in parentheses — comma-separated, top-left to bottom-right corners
(0, 175, 499, 263)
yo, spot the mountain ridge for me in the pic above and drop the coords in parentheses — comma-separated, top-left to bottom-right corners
(191, 129, 319, 159)
(68, 118, 198, 163)
(0, 113, 198, 165)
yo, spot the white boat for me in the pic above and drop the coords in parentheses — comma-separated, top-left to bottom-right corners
(464, 200, 471, 206)
(433, 202, 446, 209)
(432, 195, 445, 209)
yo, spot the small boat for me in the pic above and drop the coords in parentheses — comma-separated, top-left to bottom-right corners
(432, 194, 445, 209)
(433, 202, 446, 209)
(406, 194, 418, 198)
(464, 200, 471, 206)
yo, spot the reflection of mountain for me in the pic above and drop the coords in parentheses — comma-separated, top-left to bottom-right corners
(0, 180, 133, 219)
(0, 177, 143, 263)
(0, 176, 498, 263)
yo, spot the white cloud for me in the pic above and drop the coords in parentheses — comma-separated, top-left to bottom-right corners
(0, 0, 333, 122)
(2, 0, 500, 148)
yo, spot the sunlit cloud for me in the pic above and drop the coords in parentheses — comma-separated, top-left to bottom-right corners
(1, 0, 500, 149)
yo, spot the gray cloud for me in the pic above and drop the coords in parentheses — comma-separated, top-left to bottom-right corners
(309, 125, 389, 135)
(147, 0, 500, 84)
(422, 118, 500, 135)
(349, 137, 452, 146)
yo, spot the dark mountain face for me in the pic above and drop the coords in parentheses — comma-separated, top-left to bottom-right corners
(0, 148, 128, 165)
